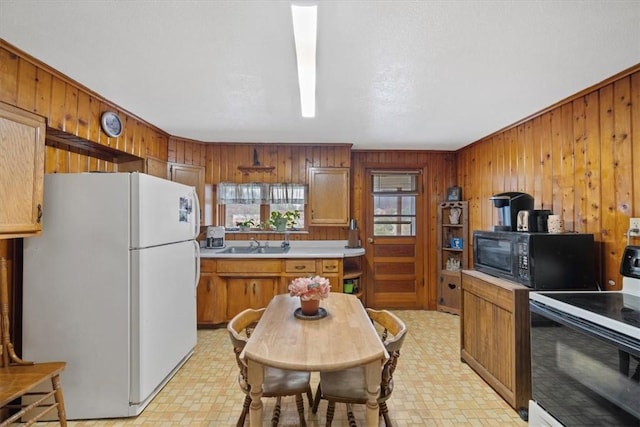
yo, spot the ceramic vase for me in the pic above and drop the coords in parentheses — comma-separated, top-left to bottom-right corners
(300, 298, 320, 316)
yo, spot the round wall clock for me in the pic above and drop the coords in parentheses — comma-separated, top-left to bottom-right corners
(100, 111, 123, 137)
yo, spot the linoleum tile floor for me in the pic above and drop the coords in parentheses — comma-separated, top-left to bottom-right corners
(43, 310, 527, 427)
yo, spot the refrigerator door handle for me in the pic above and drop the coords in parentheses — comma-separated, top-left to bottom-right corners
(193, 240, 201, 288)
(192, 188, 201, 239)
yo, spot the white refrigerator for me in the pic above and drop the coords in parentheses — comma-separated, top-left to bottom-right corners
(22, 172, 201, 420)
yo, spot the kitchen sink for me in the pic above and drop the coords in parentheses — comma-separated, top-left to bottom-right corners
(254, 246, 290, 254)
(219, 246, 290, 254)
(220, 247, 257, 254)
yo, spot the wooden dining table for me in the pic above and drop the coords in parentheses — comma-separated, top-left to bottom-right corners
(241, 293, 389, 427)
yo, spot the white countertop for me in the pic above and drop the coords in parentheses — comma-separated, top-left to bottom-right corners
(199, 240, 365, 259)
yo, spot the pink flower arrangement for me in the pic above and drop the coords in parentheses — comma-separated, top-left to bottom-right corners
(288, 275, 331, 301)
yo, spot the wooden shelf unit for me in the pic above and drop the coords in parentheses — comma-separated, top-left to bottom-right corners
(436, 201, 468, 315)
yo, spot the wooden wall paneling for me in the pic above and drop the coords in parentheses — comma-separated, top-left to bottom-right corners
(0, 48, 18, 104)
(613, 77, 633, 282)
(573, 96, 588, 232)
(87, 94, 100, 145)
(560, 103, 575, 230)
(632, 73, 640, 224)
(584, 92, 602, 235)
(49, 76, 66, 132)
(539, 113, 553, 211)
(167, 138, 177, 163)
(549, 107, 563, 220)
(503, 128, 514, 193)
(34, 68, 52, 118)
(16, 58, 36, 111)
(517, 124, 527, 192)
(523, 121, 535, 199)
(599, 83, 618, 288)
(531, 117, 543, 207)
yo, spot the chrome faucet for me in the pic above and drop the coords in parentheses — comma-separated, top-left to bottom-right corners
(249, 237, 262, 248)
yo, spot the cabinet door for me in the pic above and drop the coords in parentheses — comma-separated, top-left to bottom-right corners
(308, 167, 350, 226)
(226, 278, 277, 320)
(197, 273, 226, 326)
(146, 156, 169, 179)
(169, 163, 205, 224)
(0, 103, 45, 238)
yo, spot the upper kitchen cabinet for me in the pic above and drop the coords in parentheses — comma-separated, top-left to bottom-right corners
(0, 102, 45, 238)
(119, 156, 169, 179)
(169, 162, 205, 224)
(308, 167, 350, 227)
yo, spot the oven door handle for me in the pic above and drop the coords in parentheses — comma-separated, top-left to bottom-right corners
(530, 301, 640, 357)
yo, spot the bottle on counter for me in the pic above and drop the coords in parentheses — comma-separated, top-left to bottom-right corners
(347, 219, 360, 248)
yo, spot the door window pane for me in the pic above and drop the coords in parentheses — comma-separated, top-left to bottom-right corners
(372, 174, 418, 236)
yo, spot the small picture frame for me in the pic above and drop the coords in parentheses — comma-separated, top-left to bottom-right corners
(446, 186, 462, 201)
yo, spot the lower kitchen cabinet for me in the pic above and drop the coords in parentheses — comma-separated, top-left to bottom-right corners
(197, 260, 226, 327)
(460, 269, 531, 418)
(196, 256, 358, 326)
(226, 277, 277, 320)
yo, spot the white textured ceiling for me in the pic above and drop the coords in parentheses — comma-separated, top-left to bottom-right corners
(1, 0, 639, 151)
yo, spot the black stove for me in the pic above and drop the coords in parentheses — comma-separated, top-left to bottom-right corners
(542, 292, 640, 329)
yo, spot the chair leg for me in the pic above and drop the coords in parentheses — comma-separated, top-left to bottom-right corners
(325, 401, 335, 427)
(237, 395, 251, 427)
(346, 403, 358, 427)
(306, 385, 314, 407)
(295, 393, 307, 427)
(311, 383, 322, 414)
(51, 374, 67, 427)
(271, 396, 282, 427)
(380, 401, 392, 427)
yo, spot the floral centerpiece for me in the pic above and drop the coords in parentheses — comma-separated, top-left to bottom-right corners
(288, 275, 331, 316)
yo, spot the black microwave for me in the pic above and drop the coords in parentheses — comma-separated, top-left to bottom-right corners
(472, 230, 598, 290)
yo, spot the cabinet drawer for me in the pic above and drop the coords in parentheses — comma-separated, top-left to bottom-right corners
(322, 259, 340, 273)
(285, 260, 316, 273)
(200, 259, 216, 273)
(217, 259, 281, 274)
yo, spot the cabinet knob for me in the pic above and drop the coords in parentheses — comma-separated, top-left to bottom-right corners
(37, 204, 43, 223)
(295, 265, 305, 270)
(448, 283, 457, 290)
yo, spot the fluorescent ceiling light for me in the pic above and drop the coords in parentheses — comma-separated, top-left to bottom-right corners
(291, 4, 317, 118)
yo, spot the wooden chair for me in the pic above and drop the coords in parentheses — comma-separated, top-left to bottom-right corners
(311, 308, 407, 427)
(228, 308, 313, 427)
(0, 257, 67, 426)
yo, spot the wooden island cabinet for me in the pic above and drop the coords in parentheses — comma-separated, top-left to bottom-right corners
(460, 270, 531, 418)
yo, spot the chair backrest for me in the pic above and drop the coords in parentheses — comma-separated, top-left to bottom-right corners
(365, 308, 407, 400)
(227, 308, 266, 388)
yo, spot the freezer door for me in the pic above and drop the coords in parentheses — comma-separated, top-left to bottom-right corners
(130, 240, 198, 404)
(131, 173, 199, 248)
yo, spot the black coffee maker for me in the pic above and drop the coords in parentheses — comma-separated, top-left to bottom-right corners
(489, 192, 534, 231)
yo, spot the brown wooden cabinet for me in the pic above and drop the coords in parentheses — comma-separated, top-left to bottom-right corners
(196, 256, 357, 326)
(0, 102, 46, 238)
(460, 270, 531, 416)
(308, 167, 350, 226)
(197, 259, 226, 326)
(118, 156, 168, 179)
(226, 277, 277, 320)
(169, 162, 205, 224)
(436, 201, 468, 315)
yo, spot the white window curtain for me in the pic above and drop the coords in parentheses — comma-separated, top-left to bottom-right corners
(217, 183, 307, 204)
(217, 183, 269, 204)
(269, 183, 308, 204)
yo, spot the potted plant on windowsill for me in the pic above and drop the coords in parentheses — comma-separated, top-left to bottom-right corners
(269, 210, 301, 232)
(236, 219, 256, 232)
